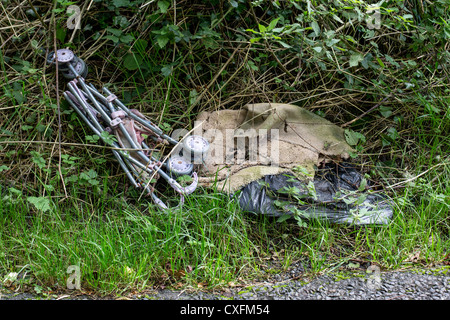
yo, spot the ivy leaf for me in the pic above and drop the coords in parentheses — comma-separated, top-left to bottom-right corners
(349, 53, 364, 67)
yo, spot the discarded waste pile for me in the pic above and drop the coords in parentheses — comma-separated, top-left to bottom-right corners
(48, 49, 393, 224)
(47, 49, 210, 209)
(195, 103, 393, 225)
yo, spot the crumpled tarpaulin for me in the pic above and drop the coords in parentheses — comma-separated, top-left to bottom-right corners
(196, 103, 354, 192)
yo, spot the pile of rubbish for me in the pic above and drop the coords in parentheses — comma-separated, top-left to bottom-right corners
(47, 49, 393, 224)
(194, 103, 393, 225)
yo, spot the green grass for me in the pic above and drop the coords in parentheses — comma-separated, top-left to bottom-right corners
(1, 88, 449, 294)
(1, 140, 449, 295)
(0, 180, 260, 293)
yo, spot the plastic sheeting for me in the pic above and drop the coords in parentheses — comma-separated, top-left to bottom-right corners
(237, 162, 393, 225)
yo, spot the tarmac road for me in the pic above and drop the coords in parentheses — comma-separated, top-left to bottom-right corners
(1, 266, 449, 301)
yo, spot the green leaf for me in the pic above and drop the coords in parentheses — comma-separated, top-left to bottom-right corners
(376, 56, 385, 68)
(325, 38, 340, 47)
(112, 0, 131, 7)
(123, 53, 143, 70)
(30, 151, 46, 169)
(358, 178, 368, 192)
(277, 41, 291, 48)
(277, 214, 291, 223)
(161, 65, 173, 77)
(56, 25, 66, 43)
(157, 0, 170, 13)
(156, 35, 169, 48)
(119, 34, 134, 44)
(356, 194, 367, 205)
(312, 46, 322, 53)
(189, 89, 198, 105)
(349, 53, 364, 67)
(0, 165, 9, 172)
(103, 35, 119, 43)
(106, 27, 123, 37)
(379, 106, 392, 118)
(347, 262, 360, 269)
(344, 129, 366, 146)
(387, 127, 399, 140)
(86, 135, 100, 143)
(21, 125, 33, 131)
(134, 39, 148, 50)
(247, 60, 259, 71)
(27, 196, 51, 212)
(258, 24, 266, 33)
(9, 187, 22, 196)
(311, 21, 320, 36)
(267, 18, 280, 32)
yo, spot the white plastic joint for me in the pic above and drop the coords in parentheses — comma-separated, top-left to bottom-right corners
(106, 94, 118, 102)
(111, 110, 126, 119)
(110, 117, 123, 128)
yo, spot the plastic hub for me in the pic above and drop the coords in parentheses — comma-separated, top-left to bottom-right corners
(167, 156, 194, 176)
(182, 135, 209, 163)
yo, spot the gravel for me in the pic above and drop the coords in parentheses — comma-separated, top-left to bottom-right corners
(2, 267, 450, 300)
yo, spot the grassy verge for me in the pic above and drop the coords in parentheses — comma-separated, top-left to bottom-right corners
(1, 118, 449, 294)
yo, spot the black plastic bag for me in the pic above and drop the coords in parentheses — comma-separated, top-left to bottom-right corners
(238, 163, 393, 225)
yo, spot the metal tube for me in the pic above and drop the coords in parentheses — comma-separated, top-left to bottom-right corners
(64, 92, 140, 189)
(102, 87, 178, 145)
(62, 55, 198, 204)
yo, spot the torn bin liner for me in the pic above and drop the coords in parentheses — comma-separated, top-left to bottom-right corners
(237, 162, 393, 225)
